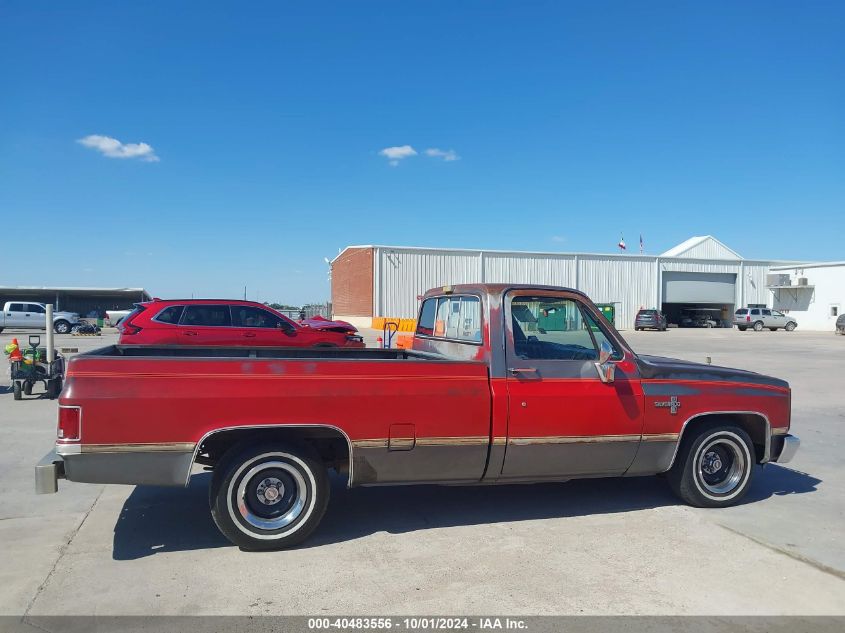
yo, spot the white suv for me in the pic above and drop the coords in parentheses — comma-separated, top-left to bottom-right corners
(733, 308, 797, 332)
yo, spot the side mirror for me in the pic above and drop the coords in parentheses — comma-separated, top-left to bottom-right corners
(598, 340, 612, 365)
(279, 322, 295, 335)
(595, 340, 616, 384)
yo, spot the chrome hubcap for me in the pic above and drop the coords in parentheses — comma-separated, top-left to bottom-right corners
(234, 461, 307, 531)
(696, 436, 747, 496)
(256, 477, 285, 505)
(701, 451, 723, 474)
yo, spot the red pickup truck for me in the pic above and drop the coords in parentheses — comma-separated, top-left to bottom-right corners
(36, 284, 799, 550)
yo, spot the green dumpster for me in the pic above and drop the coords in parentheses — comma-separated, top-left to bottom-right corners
(538, 303, 566, 331)
(595, 303, 616, 326)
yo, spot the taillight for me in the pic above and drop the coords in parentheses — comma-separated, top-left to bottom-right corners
(746, 316, 751, 322)
(58, 406, 81, 441)
(120, 322, 142, 335)
(118, 304, 146, 335)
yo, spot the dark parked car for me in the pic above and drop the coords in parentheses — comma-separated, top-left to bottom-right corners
(836, 313, 845, 335)
(634, 309, 667, 331)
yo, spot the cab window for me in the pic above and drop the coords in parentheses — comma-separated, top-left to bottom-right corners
(416, 299, 437, 336)
(417, 295, 481, 342)
(27, 304, 46, 313)
(510, 296, 615, 361)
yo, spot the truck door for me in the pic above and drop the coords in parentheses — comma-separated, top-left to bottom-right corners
(25, 303, 47, 328)
(501, 290, 644, 479)
(5, 303, 27, 328)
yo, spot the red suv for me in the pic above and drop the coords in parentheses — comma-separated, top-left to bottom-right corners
(118, 300, 364, 348)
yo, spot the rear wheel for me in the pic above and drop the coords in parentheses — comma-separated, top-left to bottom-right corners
(753, 321, 764, 332)
(667, 424, 754, 507)
(785, 322, 796, 332)
(737, 326, 747, 331)
(210, 442, 329, 550)
(23, 381, 33, 395)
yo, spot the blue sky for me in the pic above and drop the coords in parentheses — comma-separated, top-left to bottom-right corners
(2, 1, 843, 304)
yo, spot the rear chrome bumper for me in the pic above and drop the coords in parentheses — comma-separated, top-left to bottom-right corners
(772, 434, 800, 464)
(35, 449, 65, 494)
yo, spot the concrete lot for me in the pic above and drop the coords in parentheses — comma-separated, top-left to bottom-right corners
(0, 327, 843, 615)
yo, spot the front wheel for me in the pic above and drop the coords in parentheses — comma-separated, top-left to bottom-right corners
(210, 442, 329, 550)
(667, 424, 755, 507)
(13, 382, 22, 400)
(54, 320, 71, 334)
(785, 322, 796, 332)
(23, 381, 33, 395)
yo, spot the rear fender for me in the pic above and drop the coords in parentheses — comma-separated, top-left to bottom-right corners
(189, 424, 354, 487)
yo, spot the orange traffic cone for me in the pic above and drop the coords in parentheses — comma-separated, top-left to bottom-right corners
(9, 338, 22, 362)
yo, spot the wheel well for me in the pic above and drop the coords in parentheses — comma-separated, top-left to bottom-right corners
(195, 426, 351, 483)
(678, 413, 769, 463)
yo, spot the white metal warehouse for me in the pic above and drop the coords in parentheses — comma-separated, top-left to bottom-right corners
(331, 236, 784, 330)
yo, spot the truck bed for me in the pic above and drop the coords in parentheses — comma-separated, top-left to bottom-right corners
(58, 344, 493, 487)
(84, 344, 455, 361)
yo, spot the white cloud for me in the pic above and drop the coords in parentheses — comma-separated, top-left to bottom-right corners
(425, 147, 459, 162)
(379, 145, 417, 166)
(77, 134, 159, 162)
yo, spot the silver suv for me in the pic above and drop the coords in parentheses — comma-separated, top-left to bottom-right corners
(733, 308, 797, 332)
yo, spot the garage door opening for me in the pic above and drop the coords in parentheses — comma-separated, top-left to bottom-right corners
(661, 271, 737, 328)
(662, 302, 734, 328)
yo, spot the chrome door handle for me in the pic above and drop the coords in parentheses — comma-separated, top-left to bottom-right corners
(508, 367, 537, 374)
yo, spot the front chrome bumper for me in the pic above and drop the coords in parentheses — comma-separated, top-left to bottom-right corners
(772, 434, 800, 464)
(35, 449, 65, 494)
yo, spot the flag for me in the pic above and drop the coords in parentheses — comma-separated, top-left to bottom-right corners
(639, 234, 644, 254)
(618, 234, 626, 251)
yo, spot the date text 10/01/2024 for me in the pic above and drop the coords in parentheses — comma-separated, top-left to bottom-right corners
(307, 618, 528, 630)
